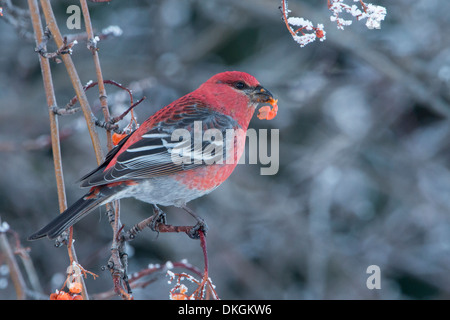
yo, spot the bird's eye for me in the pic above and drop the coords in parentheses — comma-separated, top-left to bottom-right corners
(234, 81, 247, 90)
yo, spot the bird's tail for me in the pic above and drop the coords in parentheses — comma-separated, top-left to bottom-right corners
(28, 187, 113, 241)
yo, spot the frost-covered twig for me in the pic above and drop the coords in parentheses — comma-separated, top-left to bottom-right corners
(280, 0, 325, 47)
(63, 25, 123, 50)
(91, 260, 203, 300)
(34, 27, 78, 63)
(328, 0, 387, 30)
(280, 0, 387, 48)
(167, 231, 219, 300)
(56, 79, 144, 136)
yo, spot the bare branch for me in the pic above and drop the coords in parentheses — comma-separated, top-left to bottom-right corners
(0, 218, 27, 299)
(29, 0, 89, 299)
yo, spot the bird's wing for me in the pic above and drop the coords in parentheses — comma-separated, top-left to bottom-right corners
(79, 99, 240, 187)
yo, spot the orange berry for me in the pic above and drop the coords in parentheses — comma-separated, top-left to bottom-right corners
(170, 293, 189, 300)
(69, 282, 83, 294)
(49, 293, 59, 300)
(257, 99, 278, 120)
(57, 292, 71, 300)
(316, 29, 325, 38)
(112, 132, 127, 145)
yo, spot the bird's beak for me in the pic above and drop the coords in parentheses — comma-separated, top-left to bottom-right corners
(251, 85, 278, 121)
(251, 85, 274, 104)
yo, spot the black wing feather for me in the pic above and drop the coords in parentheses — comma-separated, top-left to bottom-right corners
(79, 104, 240, 187)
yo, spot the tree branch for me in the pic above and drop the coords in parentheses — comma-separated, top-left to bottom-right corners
(0, 218, 27, 300)
(29, 0, 89, 300)
(39, 0, 105, 163)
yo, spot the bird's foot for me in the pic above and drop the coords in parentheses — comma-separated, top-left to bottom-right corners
(149, 204, 167, 233)
(187, 218, 209, 239)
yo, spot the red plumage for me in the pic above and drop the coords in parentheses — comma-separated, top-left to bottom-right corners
(28, 71, 276, 241)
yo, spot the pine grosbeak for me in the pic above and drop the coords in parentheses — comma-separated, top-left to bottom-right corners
(29, 71, 277, 241)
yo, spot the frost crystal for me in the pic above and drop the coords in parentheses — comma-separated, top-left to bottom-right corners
(287, 17, 313, 30)
(148, 263, 161, 269)
(328, 0, 386, 30)
(0, 222, 10, 233)
(102, 25, 123, 37)
(166, 270, 175, 283)
(364, 4, 387, 29)
(293, 34, 317, 48)
(0, 264, 9, 276)
(91, 36, 100, 46)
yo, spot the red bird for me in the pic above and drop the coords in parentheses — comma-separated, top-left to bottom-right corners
(28, 71, 277, 241)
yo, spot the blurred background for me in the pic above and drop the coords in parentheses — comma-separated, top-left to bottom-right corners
(1, 0, 450, 300)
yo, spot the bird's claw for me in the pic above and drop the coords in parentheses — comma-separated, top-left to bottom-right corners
(54, 231, 69, 247)
(187, 218, 208, 239)
(150, 205, 167, 232)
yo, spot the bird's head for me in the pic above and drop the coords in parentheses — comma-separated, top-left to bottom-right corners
(200, 71, 278, 125)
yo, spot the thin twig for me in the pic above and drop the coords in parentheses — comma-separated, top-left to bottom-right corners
(35, 30, 78, 63)
(56, 80, 145, 134)
(78, 2, 132, 298)
(104, 201, 133, 299)
(9, 227, 43, 294)
(92, 260, 203, 300)
(80, 0, 113, 149)
(0, 217, 27, 299)
(1, 0, 34, 40)
(122, 213, 205, 243)
(64, 25, 123, 44)
(40, 0, 105, 163)
(29, 0, 89, 300)
(280, 0, 296, 37)
(110, 96, 146, 125)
